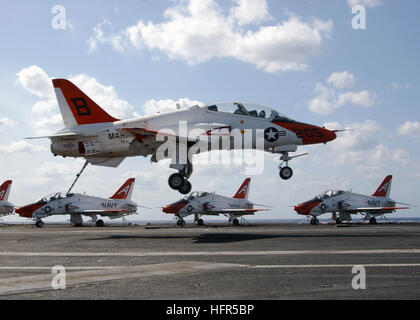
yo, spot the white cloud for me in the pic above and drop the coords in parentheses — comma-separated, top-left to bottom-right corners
(230, 0, 271, 25)
(391, 82, 412, 90)
(87, 18, 128, 53)
(323, 120, 411, 173)
(0, 141, 47, 155)
(16, 65, 54, 99)
(309, 72, 376, 115)
(397, 121, 420, 141)
(309, 83, 335, 115)
(88, 0, 333, 73)
(347, 0, 382, 8)
(327, 71, 355, 89)
(17, 66, 138, 135)
(337, 90, 376, 107)
(0, 117, 15, 131)
(69, 74, 135, 119)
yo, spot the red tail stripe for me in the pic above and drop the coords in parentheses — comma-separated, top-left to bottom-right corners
(233, 178, 251, 199)
(0, 180, 12, 201)
(110, 178, 135, 200)
(53, 79, 119, 125)
(372, 175, 392, 197)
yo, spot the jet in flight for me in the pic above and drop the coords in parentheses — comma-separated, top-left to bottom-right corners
(294, 175, 411, 225)
(15, 178, 138, 228)
(0, 180, 14, 217)
(162, 178, 269, 226)
(29, 79, 337, 194)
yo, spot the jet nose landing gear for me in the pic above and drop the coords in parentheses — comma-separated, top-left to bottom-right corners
(278, 152, 308, 181)
(35, 218, 44, 228)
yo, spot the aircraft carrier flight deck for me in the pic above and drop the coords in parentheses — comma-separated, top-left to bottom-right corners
(1, 222, 420, 300)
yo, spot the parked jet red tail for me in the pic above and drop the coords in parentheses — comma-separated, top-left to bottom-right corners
(0, 180, 12, 202)
(53, 79, 119, 127)
(110, 178, 135, 200)
(233, 178, 251, 200)
(372, 175, 392, 198)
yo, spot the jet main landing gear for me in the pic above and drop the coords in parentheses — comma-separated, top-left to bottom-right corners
(96, 219, 105, 227)
(168, 163, 193, 195)
(194, 214, 204, 226)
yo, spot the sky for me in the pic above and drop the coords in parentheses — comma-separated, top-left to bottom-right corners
(0, 0, 419, 223)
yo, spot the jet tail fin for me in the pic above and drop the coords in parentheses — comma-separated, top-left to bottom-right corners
(110, 178, 135, 200)
(233, 178, 251, 200)
(0, 180, 12, 202)
(52, 79, 119, 127)
(372, 175, 392, 198)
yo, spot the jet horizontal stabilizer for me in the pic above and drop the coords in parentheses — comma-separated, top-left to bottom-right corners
(25, 132, 82, 140)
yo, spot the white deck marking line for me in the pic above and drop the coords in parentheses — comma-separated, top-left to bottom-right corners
(3, 263, 420, 272)
(0, 261, 246, 296)
(1, 249, 420, 257)
(0, 267, 118, 270)
(250, 263, 420, 268)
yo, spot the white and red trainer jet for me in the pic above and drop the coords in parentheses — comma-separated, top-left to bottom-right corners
(30, 79, 337, 194)
(162, 178, 269, 226)
(15, 178, 138, 228)
(294, 175, 411, 225)
(0, 180, 14, 217)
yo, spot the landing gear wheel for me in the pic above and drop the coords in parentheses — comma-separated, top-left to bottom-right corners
(179, 220, 186, 227)
(279, 167, 293, 180)
(197, 219, 204, 226)
(233, 219, 240, 226)
(74, 223, 83, 228)
(168, 173, 186, 190)
(310, 217, 319, 225)
(96, 220, 105, 227)
(335, 218, 342, 225)
(35, 220, 44, 228)
(369, 217, 377, 225)
(179, 181, 192, 195)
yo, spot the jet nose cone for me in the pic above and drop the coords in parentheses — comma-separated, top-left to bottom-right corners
(15, 205, 33, 218)
(15, 203, 45, 218)
(294, 201, 321, 216)
(323, 128, 337, 143)
(294, 204, 305, 215)
(162, 205, 175, 214)
(162, 200, 188, 214)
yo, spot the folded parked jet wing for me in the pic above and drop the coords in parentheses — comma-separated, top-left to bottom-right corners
(69, 209, 130, 216)
(348, 207, 410, 212)
(77, 209, 129, 214)
(207, 208, 270, 214)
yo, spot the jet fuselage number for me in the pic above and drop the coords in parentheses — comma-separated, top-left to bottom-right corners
(293, 128, 324, 139)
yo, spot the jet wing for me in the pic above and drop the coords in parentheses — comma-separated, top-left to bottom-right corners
(25, 132, 83, 140)
(69, 209, 126, 214)
(70, 209, 135, 217)
(120, 123, 232, 144)
(344, 207, 410, 212)
(206, 209, 270, 215)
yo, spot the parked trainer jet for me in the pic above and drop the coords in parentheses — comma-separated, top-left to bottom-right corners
(0, 180, 14, 217)
(28, 79, 337, 194)
(294, 175, 410, 225)
(15, 178, 138, 228)
(162, 178, 269, 226)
